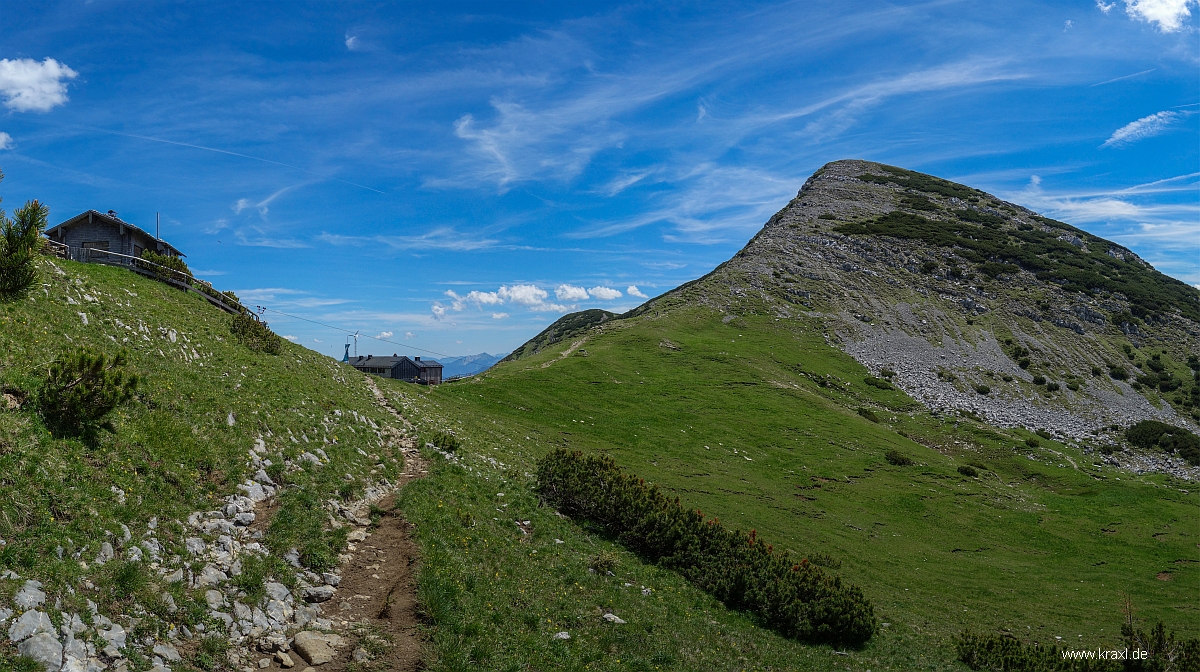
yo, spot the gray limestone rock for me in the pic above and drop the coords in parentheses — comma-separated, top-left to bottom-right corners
(204, 590, 225, 609)
(292, 632, 345, 666)
(233, 513, 256, 526)
(265, 582, 292, 603)
(152, 643, 181, 662)
(18, 632, 64, 672)
(303, 586, 335, 603)
(197, 566, 228, 587)
(10, 610, 55, 641)
(164, 569, 184, 583)
(14, 580, 48, 609)
(319, 573, 340, 587)
(185, 538, 205, 555)
(95, 543, 114, 565)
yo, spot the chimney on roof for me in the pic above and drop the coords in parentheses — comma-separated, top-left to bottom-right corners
(414, 356, 420, 361)
(367, 354, 372, 359)
(393, 353, 397, 357)
(107, 210, 118, 218)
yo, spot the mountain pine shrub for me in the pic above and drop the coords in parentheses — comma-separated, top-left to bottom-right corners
(37, 348, 139, 440)
(0, 199, 48, 299)
(231, 313, 283, 354)
(856, 407, 880, 422)
(956, 618, 1200, 671)
(885, 449, 913, 466)
(957, 465, 978, 478)
(1125, 421, 1200, 466)
(536, 449, 877, 646)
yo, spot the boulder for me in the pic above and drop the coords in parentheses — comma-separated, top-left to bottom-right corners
(265, 582, 292, 602)
(204, 590, 225, 609)
(196, 565, 227, 586)
(18, 632, 63, 672)
(14, 580, 48, 609)
(152, 643, 181, 662)
(10, 610, 55, 641)
(303, 586, 336, 603)
(292, 631, 345, 666)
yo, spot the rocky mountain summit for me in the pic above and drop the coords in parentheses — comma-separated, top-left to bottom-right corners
(745, 161, 1194, 431)
(580, 159, 1199, 474)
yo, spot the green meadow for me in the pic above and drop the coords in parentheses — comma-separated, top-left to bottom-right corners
(386, 301, 1197, 670)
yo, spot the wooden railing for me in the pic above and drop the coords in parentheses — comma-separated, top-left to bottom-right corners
(45, 243, 251, 318)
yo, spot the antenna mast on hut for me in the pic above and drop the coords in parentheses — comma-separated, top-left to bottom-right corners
(156, 212, 160, 241)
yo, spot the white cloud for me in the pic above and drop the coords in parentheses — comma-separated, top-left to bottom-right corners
(1029, 175, 1042, 187)
(431, 303, 448, 319)
(233, 198, 251, 214)
(345, 33, 360, 51)
(627, 285, 648, 298)
(499, 284, 549, 306)
(0, 58, 78, 112)
(405, 332, 416, 339)
(282, 335, 299, 342)
(1102, 110, 1187, 147)
(313, 339, 323, 343)
(1123, 0, 1196, 31)
(375, 331, 393, 339)
(555, 284, 590, 301)
(1097, 1, 1116, 13)
(492, 312, 509, 319)
(587, 286, 622, 300)
(0, 132, 12, 150)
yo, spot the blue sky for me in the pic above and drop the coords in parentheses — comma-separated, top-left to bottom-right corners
(1, 1, 1196, 359)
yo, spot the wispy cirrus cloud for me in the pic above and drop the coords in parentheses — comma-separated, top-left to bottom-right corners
(317, 227, 500, 252)
(1102, 110, 1191, 147)
(234, 229, 310, 248)
(1011, 172, 1200, 282)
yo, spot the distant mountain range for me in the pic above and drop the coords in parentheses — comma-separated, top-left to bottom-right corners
(439, 352, 507, 378)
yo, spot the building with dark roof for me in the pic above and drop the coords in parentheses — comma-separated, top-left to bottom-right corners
(349, 354, 442, 384)
(45, 210, 184, 261)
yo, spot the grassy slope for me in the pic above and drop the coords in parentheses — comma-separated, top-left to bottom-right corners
(384, 298, 1196, 671)
(0, 258, 405, 669)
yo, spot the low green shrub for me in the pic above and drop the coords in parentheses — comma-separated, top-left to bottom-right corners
(818, 213, 837, 220)
(231, 312, 283, 354)
(1109, 366, 1128, 380)
(431, 431, 462, 453)
(880, 369, 897, 379)
(1046, 382, 1060, 392)
(956, 619, 1200, 671)
(1125, 420, 1200, 466)
(884, 449, 913, 466)
(957, 465, 978, 478)
(37, 348, 139, 440)
(856, 407, 880, 423)
(920, 261, 938, 274)
(1067, 382, 1080, 391)
(138, 249, 192, 282)
(975, 384, 991, 395)
(1036, 429, 1052, 440)
(863, 376, 893, 390)
(588, 550, 620, 574)
(1032, 375, 1047, 386)
(536, 449, 877, 647)
(809, 551, 842, 569)
(1026, 438, 1040, 448)
(1019, 357, 1032, 369)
